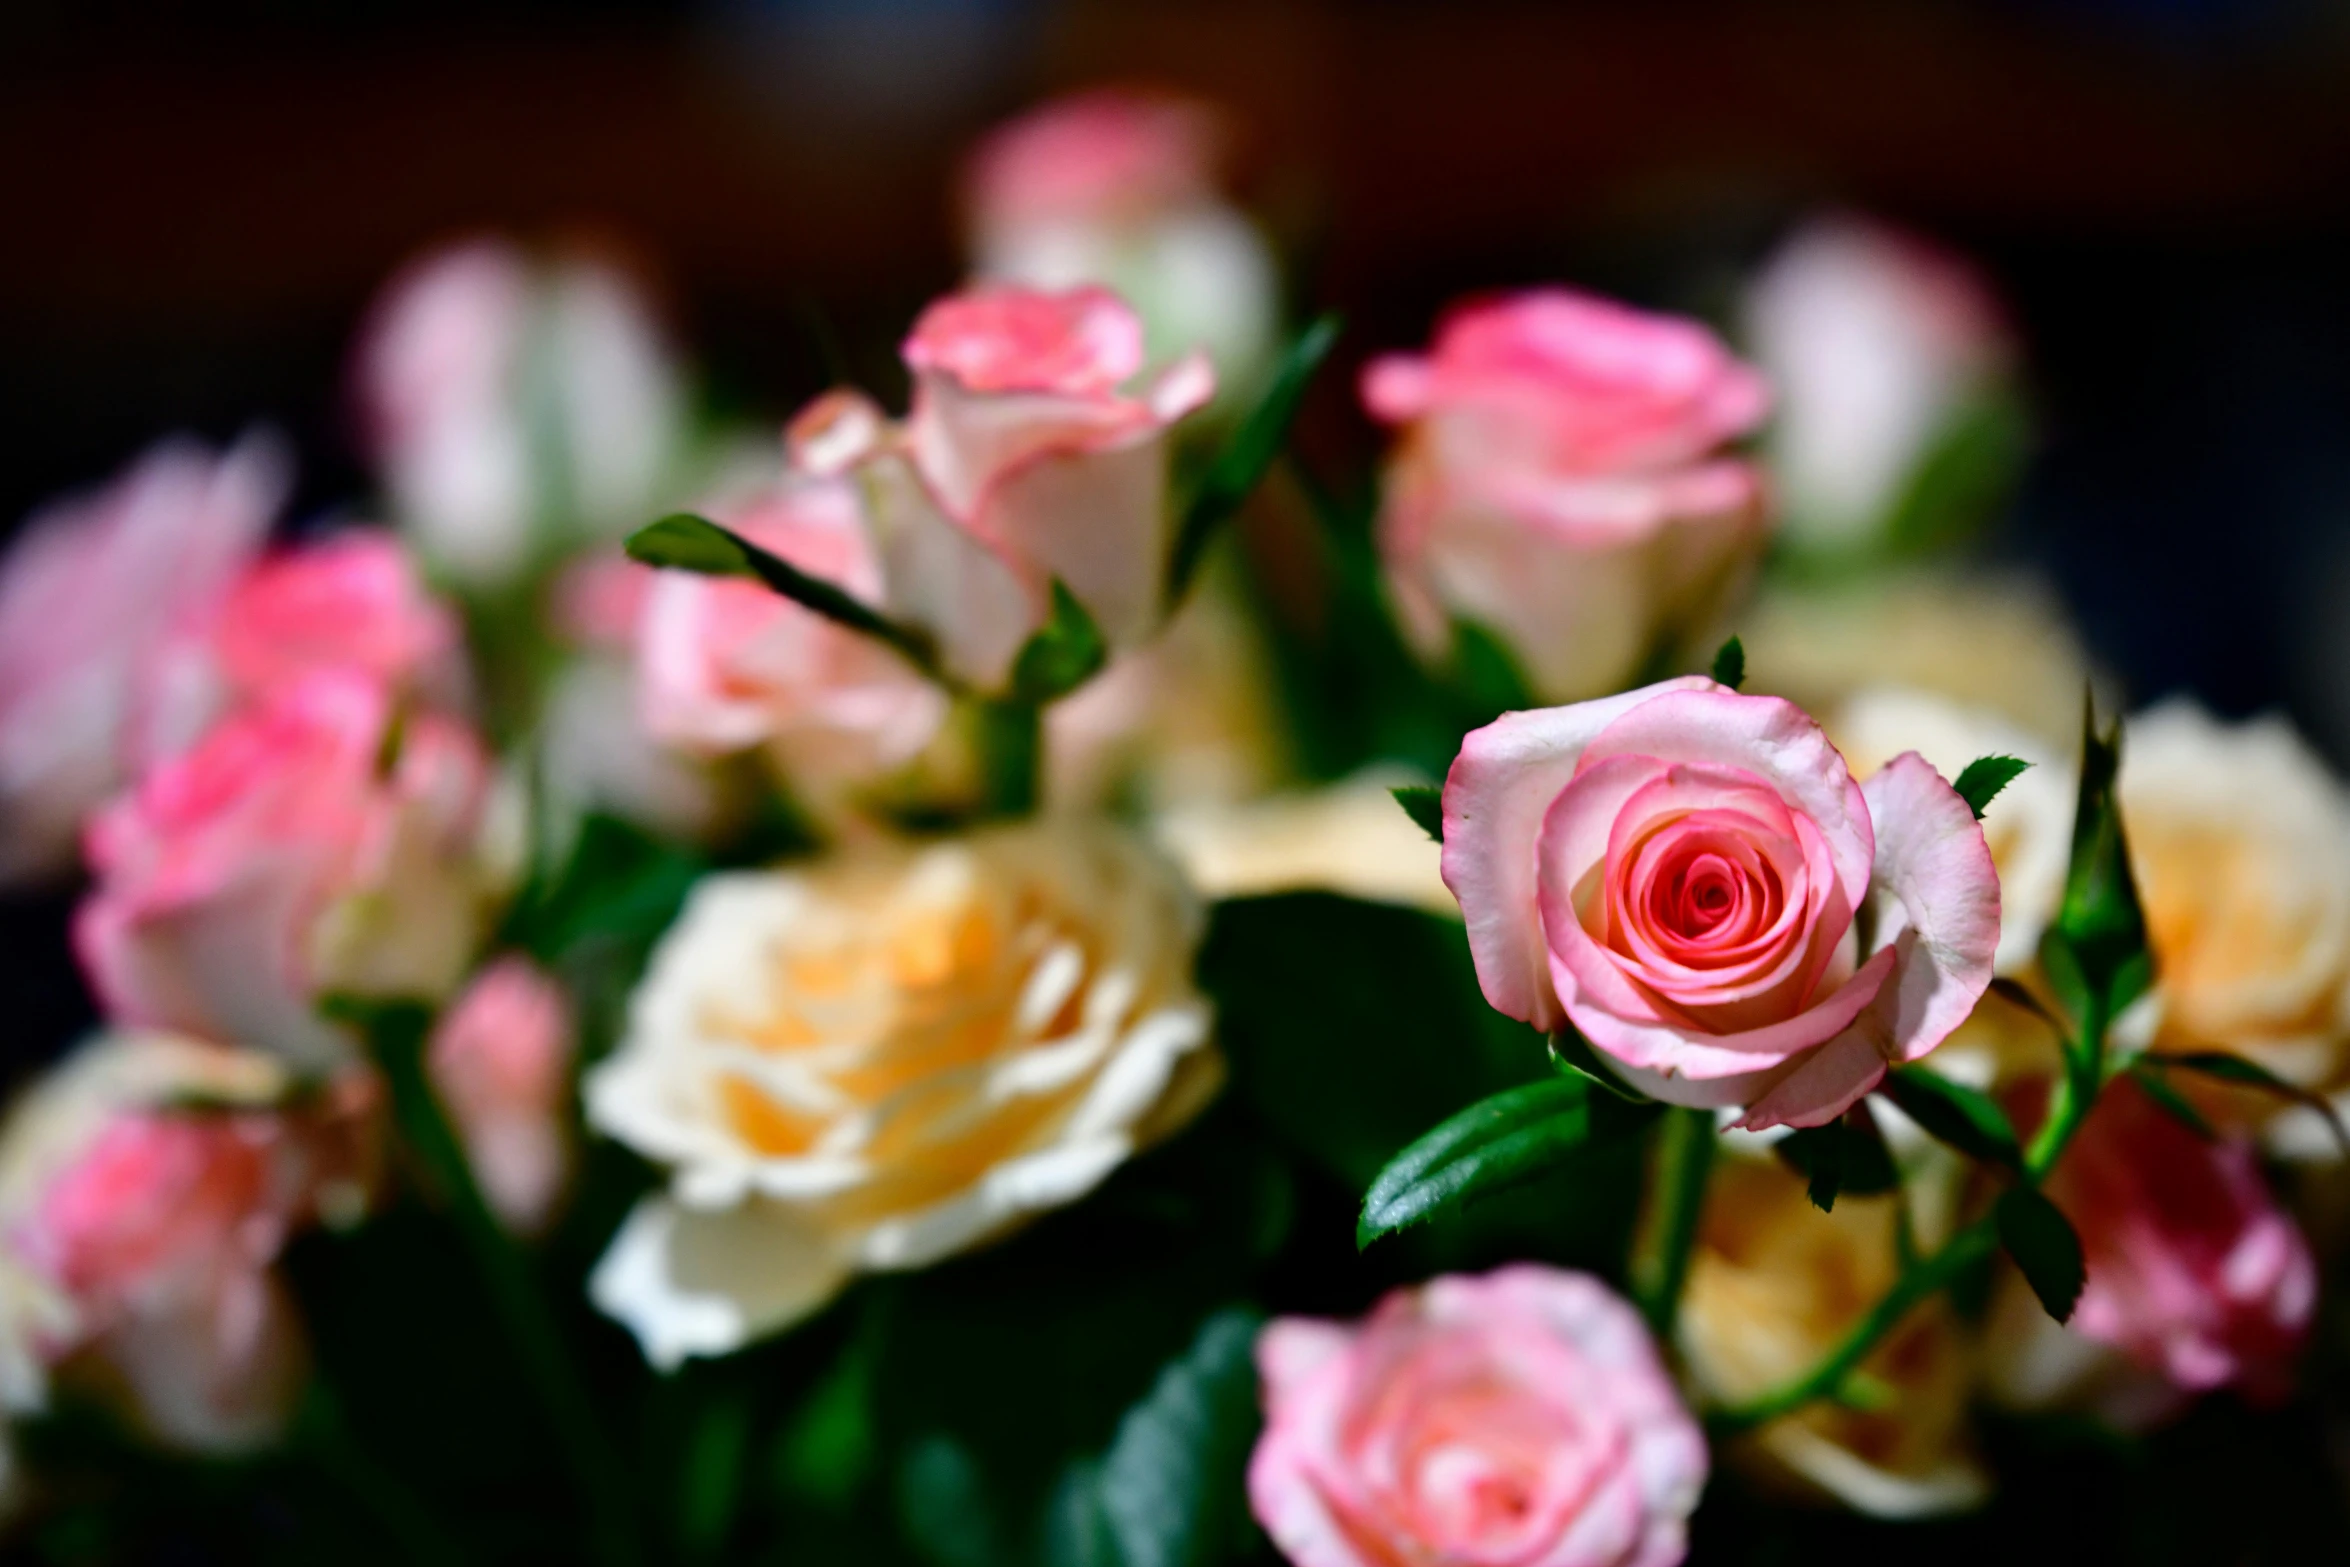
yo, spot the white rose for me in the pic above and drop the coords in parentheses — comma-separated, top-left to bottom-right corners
(586, 821, 1219, 1367)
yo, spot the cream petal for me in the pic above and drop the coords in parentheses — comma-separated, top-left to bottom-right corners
(588, 1197, 852, 1371)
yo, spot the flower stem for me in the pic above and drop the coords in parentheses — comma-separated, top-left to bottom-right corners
(367, 1002, 641, 1567)
(1630, 1107, 1717, 1341)
(974, 697, 1042, 818)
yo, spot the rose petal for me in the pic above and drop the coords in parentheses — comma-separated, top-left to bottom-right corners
(587, 1197, 852, 1371)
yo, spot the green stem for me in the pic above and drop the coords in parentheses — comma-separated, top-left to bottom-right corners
(974, 697, 1041, 819)
(298, 1382, 469, 1564)
(369, 1004, 640, 1566)
(1630, 1107, 1717, 1340)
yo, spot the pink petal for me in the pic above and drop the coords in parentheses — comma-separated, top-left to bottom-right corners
(1855, 751, 2001, 1064)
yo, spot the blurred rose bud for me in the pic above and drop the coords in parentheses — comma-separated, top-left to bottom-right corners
(137, 531, 467, 765)
(76, 671, 508, 1073)
(585, 822, 1218, 1367)
(1364, 289, 1770, 703)
(429, 958, 576, 1236)
(1682, 1156, 1988, 1517)
(0, 436, 286, 884)
(0, 1033, 378, 1453)
(963, 88, 1280, 405)
(1988, 1079, 2315, 1425)
(637, 472, 948, 804)
(1249, 1267, 1707, 1567)
(352, 237, 689, 588)
(1444, 678, 2000, 1128)
(1743, 215, 2013, 552)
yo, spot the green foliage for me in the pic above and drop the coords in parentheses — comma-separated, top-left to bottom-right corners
(1880, 1066, 2023, 1171)
(2140, 1051, 2350, 1153)
(1389, 785, 1444, 843)
(1010, 582, 1110, 704)
(1450, 618, 1538, 719)
(1996, 1184, 2086, 1324)
(2041, 698, 2152, 1030)
(1709, 634, 1746, 691)
(1167, 314, 1342, 606)
(1953, 754, 2032, 820)
(1547, 1029, 1648, 1101)
(1775, 1111, 1899, 1213)
(1880, 385, 2032, 558)
(2127, 1062, 2219, 1142)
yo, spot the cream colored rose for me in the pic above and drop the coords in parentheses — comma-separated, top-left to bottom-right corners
(2119, 702, 2350, 1126)
(1682, 1158, 1987, 1519)
(586, 822, 1220, 1367)
(1151, 773, 1452, 917)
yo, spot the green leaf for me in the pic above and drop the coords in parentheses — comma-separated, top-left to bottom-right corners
(1450, 618, 1537, 720)
(1880, 1066, 2023, 1171)
(628, 513, 939, 677)
(1089, 1308, 1264, 1567)
(1390, 785, 1444, 844)
(1776, 1112, 1899, 1212)
(1358, 1077, 1657, 1248)
(1996, 1184, 2086, 1324)
(2143, 1051, 2350, 1154)
(1010, 580, 1109, 703)
(2048, 695, 2152, 1024)
(896, 1434, 1000, 1567)
(2127, 1062, 2219, 1142)
(1709, 634, 1746, 691)
(1879, 385, 2030, 558)
(1953, 754, 2031, 820)
(1985, 974, 2064, 1032)
(1547, 1028, 1649, 1102)
(1167, 314, 1341, 605)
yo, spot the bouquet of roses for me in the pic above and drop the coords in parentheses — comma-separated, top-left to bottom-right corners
(0, 88, 2342, 1566)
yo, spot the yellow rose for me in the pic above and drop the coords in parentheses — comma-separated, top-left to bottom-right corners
(586, 821, 1221, 1367)
(1682, 1157, 1987, 1518)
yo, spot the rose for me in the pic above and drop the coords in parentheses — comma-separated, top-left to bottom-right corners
(1153, 775, 1453, 917)
(584, 821, 1218, 1367)
(0, 436, 285, 882)
(0, 1032, 377, 1451)
(352, 237, 688, 586)
(1248, 1266, 1706, 1567)
(1741, 215, 2011, 549)
(963, 88, 1280, 400)
(1443, 677, 2000, 1127)
(636, 471, 948, 798)
(137, 531, 466, 765)
(1988, 1079, 2315, 1423)
(1681, 1157, 1987, 1517)
(429, 958, 576, 1236)
(76, 671, 508, 1073)
(1362, 289, 1770, 702)
(799, 284, 1215, 689)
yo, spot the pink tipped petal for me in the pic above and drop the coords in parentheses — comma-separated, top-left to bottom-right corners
(1145, 352, 1217, 422)
(1440, 678, 1715, 1029)
(1857, 752, 2001, 1064)
(1730, 1029, 1890, 1131)
(1255, 1318, 1354, 1405)
(1553, 941, 1896, 1082)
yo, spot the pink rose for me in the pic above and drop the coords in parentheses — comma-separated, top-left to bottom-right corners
(1363, 290, 1771, 702)
(137, 531, 465, 764)
(800, 284, 1211, 688)
(2051, 1079, 2314, 1399)
(0, 436, 285, 882)
(1443, 677, 1999, 1128)
(637, 474, 947, 789)
(964, 89, 1223, 231)
(1249, 1266, 1707, 1567)
(76, 672, 503, 1072)
(429, 958, 575, 1235)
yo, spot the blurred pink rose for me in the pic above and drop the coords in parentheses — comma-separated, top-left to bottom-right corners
(965, 89, 1222, 229)
(1443, 678, 1998, 1128)
(0, 436, 286, 883)
(76, 671, 504, 1072)
(138, 531, 465, 763)
(429, 958, 575, 1235)
(1249, 1266, 1706, 1567)
(799, 283, 1212, 687)
(637, 474, 947, 789)
(2052, 1080, 2314, 1400)
(1364, 290, 1771, 702)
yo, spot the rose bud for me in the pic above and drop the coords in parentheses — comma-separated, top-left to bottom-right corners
(76, 671, 508, 1073)
(1443, 677, 2000, 1128)
(1743, 215, 2012, 552)
(0, 1032, 378, 1453)
(0, 435, 285, 883)
(1249, 1266, 1707, 1567)
(963, 88, 1280, 402)
(1363, 290, 1770, 703)
(352, 236, 688, 588)
(428, 958, 577, 1236)
(1988, 1078, 2316, 1425)
(1682, 1157, 1987, 1517)
(584, 821, 1218, 1367)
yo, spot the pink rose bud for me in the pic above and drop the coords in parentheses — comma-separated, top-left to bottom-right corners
(1364, 290, 1771, 702)
(1443, 678, 2000, 1128)
(428, 958, 576, 1235)
(0, 436, 285, 883)
(1249, 1267, 1707, 1567)
(636, 474, 947, 789)
(76, 671, 504, 1072)
(2052, 1079, 2315, 1400)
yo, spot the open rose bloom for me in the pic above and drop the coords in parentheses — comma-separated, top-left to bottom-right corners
(1250, 1268, 1707, 1567)
(1444, 677, 2000, 1127)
